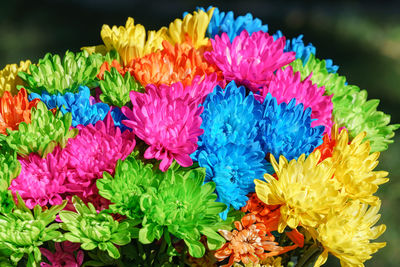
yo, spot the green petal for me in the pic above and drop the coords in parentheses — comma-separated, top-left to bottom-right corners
(184, 239, 205, 258)
(105, 243, 120, 259)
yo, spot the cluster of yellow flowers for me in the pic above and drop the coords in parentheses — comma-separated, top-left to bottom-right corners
(255, 125, 387, 267)
(0, 60, 31, 97)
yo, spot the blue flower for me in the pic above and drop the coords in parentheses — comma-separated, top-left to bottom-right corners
(186, 6, 268, 41)
(258, 93, 324, 161)
(193, 81, 263, 160)
(325, 59, 339, 74)
(29, 86, 109, 127)
(110, 106, 132, 132)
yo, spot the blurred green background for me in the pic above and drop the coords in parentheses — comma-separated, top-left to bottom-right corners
(1, 0, 399, 266)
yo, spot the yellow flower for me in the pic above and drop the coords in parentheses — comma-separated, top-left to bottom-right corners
(238, 256, 283, 267)
(0, 60, 31, 97)
(315, 200, 386, 267)
(330, 125, 389, 205)
(255, 151, 346, 233)
(162, 8, 214, 49)
(88, 17, 167, 66)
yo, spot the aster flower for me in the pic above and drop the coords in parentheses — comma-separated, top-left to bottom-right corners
(258, 93, 324, 161)
(328, 126, 389, 205)
(122, 83, 203, 171)
(0, 196, 66, 266)
(0, 88, 39, 135)
(90, 17, 167, 66)
(59, 196, 133, 259)
(255, 151, 346, 232)
(258, 67, 333, 134)
(18, 51, 104, 95)
(97, 154, 162, 220)
(99, 66, 143, 107)
(193, 7, 268, 41)
(0, 60, 31, 97)
(215, 214, 286, 267)
(290, 55, 400, 152)
(128, 40, 221, 87)
(40, 241, 84, 267)
(204, 30, 295, 93)
(5, 102, 78, 157)
(139, 165, 231, 258)
(315, 200, 386, 267)
(29, 86, 110, 127)
(164, 8, 214, 49)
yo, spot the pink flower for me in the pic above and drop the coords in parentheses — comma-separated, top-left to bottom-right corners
(122, 83, 204, 171)
(204, 30, 295, 93)
(40, 241, 84, 267)
(10, 113, 136, 210)
(258, 66, 333, 133)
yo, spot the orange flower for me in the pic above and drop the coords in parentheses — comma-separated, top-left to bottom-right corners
(97, 60, 126, 80)
(127, 40, 222, 87)
(216, 214, 288, 267)
(0, 88, 39, 135)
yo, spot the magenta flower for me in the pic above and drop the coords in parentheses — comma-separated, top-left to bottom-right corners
(258, 66, 333, 133)
(40, 241, 84, 267)
(122, 84, 204, 171)
(10, 113, 135, 210)
(204, 30, 295, 93)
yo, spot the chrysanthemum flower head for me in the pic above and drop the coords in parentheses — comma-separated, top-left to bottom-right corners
(0, 142, 19, 213)
(98, 17, 167, 66)
(259, 66, 333, 133)
(29, 86, 110, 127)
(328, 126, 389, 205)
(128, 40, 221, 87)
(122, 84, 203, 171)
(164, 8, 214, 49)
(0, 60, 31, 97)
(315, 200, 386, 267)
(18, 51, 104, 95)
(258, 93, 324, 161)
(40, 241, 84, 267)
(255, 151, 346, 232)
(204, 30, 295, 92)
(0, 88, 39, 135)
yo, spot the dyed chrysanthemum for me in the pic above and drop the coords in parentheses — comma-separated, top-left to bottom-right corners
(99, 66, 143, 107)
(198, 143, 270, 218)
(239, 256, 283, 267)
(196, 6, 268, 41)
(258, 67, 333, 133)
(164, 8, 214, 49)
(59, 196, 133, 259)
(0, 197, 66, 266)
(194, 81, 263, 156)
(315, 200, 386, 267)
(0, 142, 19, 213)
(91, 17, 167, 66)
(215, 214, 286, 267)
(328, 126, 389, 205)
(0, 60, 31, 97)
(18, 51, 104, 95)
(128, 40, 221, 87)
(139, 165, 231, 258)
(290, 55, 400, 152)
(0, 88, 39, 135)
(122, 84, 203, 171)
(97, 154, 162, 220)
(258, 93, 324, 161)
(204, 30, 295, 92)
(5, 102, 78, 157)
(29, 86, 110, 127)
(255, 152, 346, 232)
(40, 241, 84, 267)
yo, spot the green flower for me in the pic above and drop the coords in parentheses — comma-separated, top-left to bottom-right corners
(0, 195, 66, 266)
(139, 164, 232, 258)
(59, 196, 136, 259)
(99, 67, 143, 107)
(18, 50, 104, 94)
(5, 102, 78, 158)
(0, 142, 20, 213)
(290, 55, 399, 152)
(97, 154, 161, 220)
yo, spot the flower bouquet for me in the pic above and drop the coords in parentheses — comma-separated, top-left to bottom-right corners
(0, 6, 398, 267)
